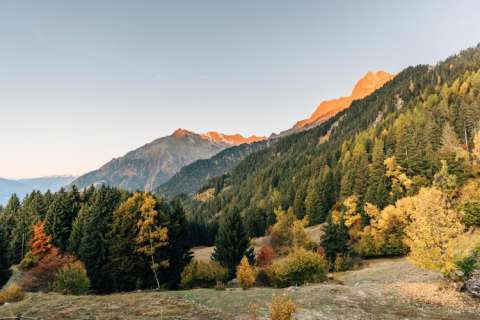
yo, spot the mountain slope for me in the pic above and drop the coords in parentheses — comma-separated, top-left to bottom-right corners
(72, 129, 264, 192)
(189, 44, 480, 237)
(276, 71, 394, 137)
(158, 139, 269, 197)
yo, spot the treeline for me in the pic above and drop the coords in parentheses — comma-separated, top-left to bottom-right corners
(0, 186, 192, 292)
(185, 44, 480, 244)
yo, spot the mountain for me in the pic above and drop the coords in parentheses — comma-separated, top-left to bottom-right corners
(71, 129, 265, 192)
(276, 71, 394, 137)
(0, 175, 75, 205)
(158, 139, 270, 197)
(188, 44, 480, 237)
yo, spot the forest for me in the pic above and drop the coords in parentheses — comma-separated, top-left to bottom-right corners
(1, 45, 480, 306)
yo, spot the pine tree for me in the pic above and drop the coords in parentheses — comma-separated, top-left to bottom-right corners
(320, 218, 351, 267)
(77, 186, 123, 291)
(212, 206, 252, 279)
(365, 139, 388, 208)
(44, 188, 81, 252)
(163, 199, 192, 289)
(0, 194, 21, 267)
(352, 143, 369, 202)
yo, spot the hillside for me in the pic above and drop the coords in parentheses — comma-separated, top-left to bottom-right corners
(158, 139, 270, 197)
(71, 129, 263, 192)
(2, 258, 478, 319)
(276, 71, 394, 137)
(189, 44, 480, 238)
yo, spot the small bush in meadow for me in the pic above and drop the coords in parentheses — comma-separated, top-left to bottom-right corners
(52, 261, 90, 295)
(214, 281, 226, 291)
(180, 260, 228, 289)
(0, 284, 25, 305)
(256, 245, 276, 267)
(20, 247, 76, 292)
(237, 256, 256, 290)
(269, 295, 296, 320)
(255, 268, 273, 287)
(269, 248, 327, 287)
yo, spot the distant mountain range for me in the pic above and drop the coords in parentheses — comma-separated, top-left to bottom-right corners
(71, 129, 266, 192)
(71, 71, 394, 196)
(0, 175, 76, 205)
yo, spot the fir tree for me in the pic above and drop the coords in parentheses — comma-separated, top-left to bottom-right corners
(320, 218, 351, 267)
(212, 206, 252, 279)
(365, 139, 388, 208)
(163, 199, 192, 289)
(44, 188, 81, 252)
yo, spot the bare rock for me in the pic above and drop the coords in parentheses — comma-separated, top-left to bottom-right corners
(465, 270, 480, 298)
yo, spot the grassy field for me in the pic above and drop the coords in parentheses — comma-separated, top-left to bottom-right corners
(1, 258, 479, 319)
(192, 224, 324, 262)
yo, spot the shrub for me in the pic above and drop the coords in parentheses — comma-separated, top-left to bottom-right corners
(334, 254, 354, 272)
(249, 303, 259, 320)
(456, 245, 480, 279)
(20, 247, 76, 292)
(460, 200, 480, 227)
(269, 295, 296, 320)
(214, 281, 226, 291)
(255, 268, 273, 287)
(52, 261, 90, 295)
(269, 248, 327, 287)
(256, 245, 276, 267)
(0, 284, 25, 305)
(236, 256, 255, 290)
(180, 260, 228, 289)
(19, 251, 40, 270)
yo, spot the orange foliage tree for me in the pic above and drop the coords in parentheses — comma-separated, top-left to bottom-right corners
(30, 221, 53, 256)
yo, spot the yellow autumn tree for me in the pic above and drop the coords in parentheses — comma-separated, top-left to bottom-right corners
(384, 157, 412, 200)
(270, 207, 311, 254)
(404, 187, 479, 276)
(236, 256, 255, 290)
(342, 195, 362, 241)
(135, 194, 169, 289)
(357, 198, 413, 257)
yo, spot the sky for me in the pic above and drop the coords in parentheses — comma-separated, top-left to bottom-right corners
(1, 0, 480, 179)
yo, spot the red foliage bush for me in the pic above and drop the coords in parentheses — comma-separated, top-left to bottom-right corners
(256, 245, 276, 267)
(20, 247, 76, 292)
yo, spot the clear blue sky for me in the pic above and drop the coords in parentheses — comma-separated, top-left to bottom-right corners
(1, 0, 479, 178)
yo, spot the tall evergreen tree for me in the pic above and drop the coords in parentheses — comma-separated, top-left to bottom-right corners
(365, 139, 388, 208)
(106, 193, 149, 291)
(320, 218, 351, 267)
(163, 199, 192, 289)
(44, 187, 81, 251)
(212, 206, 252, 279)
(77, 186, 122, 291)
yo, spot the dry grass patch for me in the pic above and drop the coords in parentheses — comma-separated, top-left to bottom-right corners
(391, 282, 480, 311)
(0, 284, 25, 305)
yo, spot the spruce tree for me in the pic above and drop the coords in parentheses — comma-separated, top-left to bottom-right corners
(212, 207, 252, 279)
(320, 218, 351, 267)
(365, 139, 388, 208)
(44, 187, 81, 252)
(163, 199, 192, 289)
